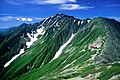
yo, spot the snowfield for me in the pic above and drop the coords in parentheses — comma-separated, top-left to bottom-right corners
(26, 27, 45, 48)
(4, 49, 25, 67)
(52, 34, 76, 60)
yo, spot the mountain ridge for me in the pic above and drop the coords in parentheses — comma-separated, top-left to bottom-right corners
(0, 14, 120, 80)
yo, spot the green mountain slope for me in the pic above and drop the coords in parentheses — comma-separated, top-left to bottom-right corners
(0, 22, 41, 71)
(0, 14, 120, 80)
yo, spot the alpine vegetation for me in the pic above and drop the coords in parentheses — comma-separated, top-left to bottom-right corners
(0, 14, 120, 80)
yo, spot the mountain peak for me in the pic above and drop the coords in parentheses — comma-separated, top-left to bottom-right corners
(1, 14, 120, 80)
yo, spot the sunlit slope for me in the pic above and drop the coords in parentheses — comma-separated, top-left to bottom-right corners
(1, 14, 120, 80)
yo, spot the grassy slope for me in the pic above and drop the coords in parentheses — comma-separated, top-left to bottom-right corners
(1, 15, 80, 80)
(1, 17, 120, 80)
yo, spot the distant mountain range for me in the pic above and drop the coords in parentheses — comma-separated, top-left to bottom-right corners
(0, 26, 16, 32)
(0, 14, 120, 80)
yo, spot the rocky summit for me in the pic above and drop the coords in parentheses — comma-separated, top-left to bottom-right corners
(0, 14, 120, 80)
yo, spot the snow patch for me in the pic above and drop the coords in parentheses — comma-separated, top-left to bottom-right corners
(81, 21, 83, 24)
(56, 22, 59, 26)
(52, 34, 76, 60)
(26, 33, 37, 48)
(78, 21, 81, 25)
(37, 27, 45, 35)
(87, 20, 91, 23)
(73, 20, 76, 22)
(51, 16, 53, 18)
(26, 27, 45, 48)
(4, 49, 25, 67)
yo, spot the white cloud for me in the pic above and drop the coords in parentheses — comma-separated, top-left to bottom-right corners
(35, 0, 67, 4)
(68, 0, 76, 2)
(59, 4, 94, 10)
(42, 0, 77, 4)
(6, 0, 77, 5)
(16, 18, 20, 20)
(0, 16, 44, 22)
(11, 17, 33, 22)
(16, 17, 33, 21)
(0, 16, 16, 21)
(5, 0, 93, 10)
(17, 17, 35, 22)
(27, 18, 33, 21)
(21, 18, 27, 21)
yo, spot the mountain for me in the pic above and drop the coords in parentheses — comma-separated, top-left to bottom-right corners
(0, 14, 120, 80)
(0, 22, 41, 71)
(0, 26, 16, 32)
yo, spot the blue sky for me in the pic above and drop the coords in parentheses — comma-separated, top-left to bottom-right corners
(0, 0, 120, 28)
